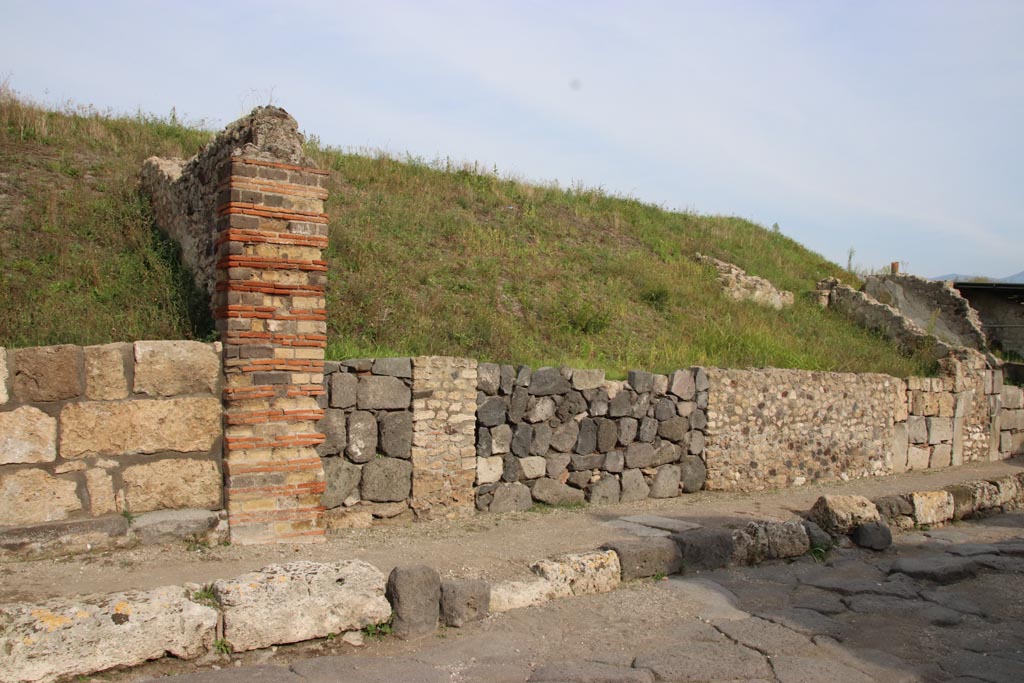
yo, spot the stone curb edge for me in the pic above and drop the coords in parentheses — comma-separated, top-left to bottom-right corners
(3, 471, 1023, 682)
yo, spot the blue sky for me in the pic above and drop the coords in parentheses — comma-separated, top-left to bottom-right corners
(2, 0, 1021, 278)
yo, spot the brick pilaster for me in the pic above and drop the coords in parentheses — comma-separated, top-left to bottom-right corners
(215, 157, 330, 544)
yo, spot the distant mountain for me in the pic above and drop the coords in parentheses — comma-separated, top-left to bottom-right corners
(930, 271, 1024, 283)
(1002, 270, 1024, 283)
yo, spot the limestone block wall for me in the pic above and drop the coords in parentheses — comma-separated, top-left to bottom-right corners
(473, 365, 709, 511)
(996, 375, 1024, 458)
(0, 342, 223, 529)
(316, 356, 477, 528)
(702, 368, 906, 491)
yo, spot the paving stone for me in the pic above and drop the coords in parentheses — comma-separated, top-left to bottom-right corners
(755, 608, 848, 641)
(602, 537, 682, 580)
(919, 588, 986, 617)
(939, 651, 1024, 683)
(387, 565, 440, 639)
(633, 640, 772, 682)
(137, 665, 304, 683)
(620, 515, 701, 534)
(529, 661, 654, 683)
(889, 556, 980, 584)
(803, 574, 921, 599)
(290, 655, 448, 683)
(604, 520, 672, 537)
(945, 543, 1001, 556)
(790, 586, 846, 615)
(770, 656, 875, 683)
(712, 616, 816, 656)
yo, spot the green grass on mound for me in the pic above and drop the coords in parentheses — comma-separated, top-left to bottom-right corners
(0, 89, 936, 377)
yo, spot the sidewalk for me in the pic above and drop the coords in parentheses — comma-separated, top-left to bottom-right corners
(3, 457, 1021, 604)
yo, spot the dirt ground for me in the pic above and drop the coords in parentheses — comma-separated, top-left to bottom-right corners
(1, 457, 1021, 604)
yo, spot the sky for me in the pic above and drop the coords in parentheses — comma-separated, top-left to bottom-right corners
(2, 0, 1022, 279)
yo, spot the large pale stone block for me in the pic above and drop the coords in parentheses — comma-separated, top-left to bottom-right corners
(808, 495, 880, 535)
(530, 550, 621, 598)
(84, 343, 129, 400)
(0, 469, 81, 526)
(910, 491, 955, 526)
(11, 344, 83, 402)
(122, 458, 221, 513)
(0, 586, 217, 683)
(133, 341, 221, 397)
(214, 561, 391, 652)
(0, 405, 57, 464)
(60, 397, 221, 458)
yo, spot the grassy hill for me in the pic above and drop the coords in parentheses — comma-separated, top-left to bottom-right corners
(0, 89, 936, 378)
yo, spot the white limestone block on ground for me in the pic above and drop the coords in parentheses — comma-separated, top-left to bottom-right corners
(530, 550, 621, 598)
(0, 586, 217, 683)
(213, 560, 391, 652)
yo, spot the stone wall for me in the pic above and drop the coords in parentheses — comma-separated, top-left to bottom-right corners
(703, 368, 905, 491)
(316, 358, 415, 529)
(473, 365, 709, 511)
(818, 278, 952, 358)
(696, 253, 794, 310)
(862, 274, 987, 350)
(996, 375, 1024, 458)
(317, 357, 477, 529)
(0, 342, 223, 536)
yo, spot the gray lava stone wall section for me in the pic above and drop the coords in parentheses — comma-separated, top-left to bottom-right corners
(317, 358, 415, 528)
(474, 365, 709, 512)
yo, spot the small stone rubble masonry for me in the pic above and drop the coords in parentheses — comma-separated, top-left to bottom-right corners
(151, 107, 332, 545)
(695, 253, 794, 310)
(315, 356, 476, 530)
(703, 367, 905, 491)
(473, 365, 709, 511)
(0, 342, 225, 559)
